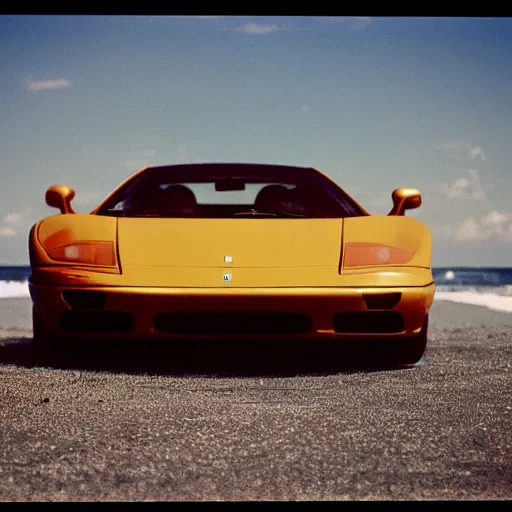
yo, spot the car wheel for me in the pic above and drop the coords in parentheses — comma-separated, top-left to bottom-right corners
(32, 306, 62, 364)
(381, 315, 428, 366)
(388, 315, 429, 367)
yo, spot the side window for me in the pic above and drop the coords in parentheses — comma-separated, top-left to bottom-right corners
(100, 198, 126, 216)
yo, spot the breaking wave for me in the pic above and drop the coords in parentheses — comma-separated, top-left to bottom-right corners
(434, 288, 512, 313)
(0, 280, 30, 298)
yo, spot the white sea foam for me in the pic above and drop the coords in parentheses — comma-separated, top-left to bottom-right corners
(435, 290, 512, 313)
(0, 280, 30, 298)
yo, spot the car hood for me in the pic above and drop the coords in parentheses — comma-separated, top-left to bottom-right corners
(117, 218, 343, 269)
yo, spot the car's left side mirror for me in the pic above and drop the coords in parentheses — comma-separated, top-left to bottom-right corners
(387, 188, 422, 216)
(45, 184, 76, 214)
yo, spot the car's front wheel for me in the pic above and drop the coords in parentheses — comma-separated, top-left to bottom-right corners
(386, 315, 429, 367)
(32, 306, 63, 364)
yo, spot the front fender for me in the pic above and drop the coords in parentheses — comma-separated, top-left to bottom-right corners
(29, 214, 118, 272)
(342, 216, 432, 269)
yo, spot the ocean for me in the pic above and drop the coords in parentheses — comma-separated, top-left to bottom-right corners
(1, 266, 512, 313)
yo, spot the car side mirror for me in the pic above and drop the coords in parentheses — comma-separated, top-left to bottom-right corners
(387, 188, 421, 216)
(45, 184, 76, 214)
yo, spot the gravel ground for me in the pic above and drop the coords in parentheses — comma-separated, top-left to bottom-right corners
(0, 299, 511, 501)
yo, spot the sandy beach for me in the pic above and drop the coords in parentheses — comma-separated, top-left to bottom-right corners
(0, 297, 511, 501)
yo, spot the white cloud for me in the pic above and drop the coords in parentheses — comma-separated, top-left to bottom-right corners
(481, 210, 511, 227)
(0, 208, 32, 237)
(0, 226, 16, 237)
(234, 23, 280, 35)
(300, 105, 310, 113)
(25, 77, 72, 92)
(454, 211, 512, 243)
(3, 208, 32, 225)
(4, 212, 23, 225)
(455, 218, 485, 242)
(441, 169, 486, 200)
(468, 146, 487, 162)
(439, 140, 487, 162)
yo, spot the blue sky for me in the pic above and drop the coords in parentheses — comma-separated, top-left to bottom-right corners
(1, 15, 511, 266)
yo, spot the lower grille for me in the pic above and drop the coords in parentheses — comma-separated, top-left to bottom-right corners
(333, 312, 404, 334)
(60, 311, 134, 333)
(154, 311, 313, 335)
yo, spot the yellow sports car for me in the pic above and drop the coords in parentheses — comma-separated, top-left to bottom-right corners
(29, 163, 435, 365)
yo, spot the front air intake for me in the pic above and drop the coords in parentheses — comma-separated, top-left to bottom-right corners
(333, 312, 404, 334)
(154, 311, 313, 335)
(60, 311, 134, 333)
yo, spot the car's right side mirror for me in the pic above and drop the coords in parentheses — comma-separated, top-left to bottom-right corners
(45, 184, 76, 214)
(387, 188, 422, 216)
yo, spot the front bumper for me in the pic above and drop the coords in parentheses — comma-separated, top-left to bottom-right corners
(30, 281, 435, 340)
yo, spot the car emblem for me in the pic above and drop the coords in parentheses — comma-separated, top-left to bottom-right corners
(223, 273, 232, 283)
(224, 255, 233, 263)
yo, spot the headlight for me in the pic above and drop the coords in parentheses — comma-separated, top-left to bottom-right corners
(343, 242, 414, 268)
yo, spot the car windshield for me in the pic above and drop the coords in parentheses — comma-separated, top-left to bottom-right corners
(96, 164, 366, 219)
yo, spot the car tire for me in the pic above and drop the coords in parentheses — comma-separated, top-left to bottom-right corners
(32, 306, 62, 364)
(388, 315, 429, 367)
